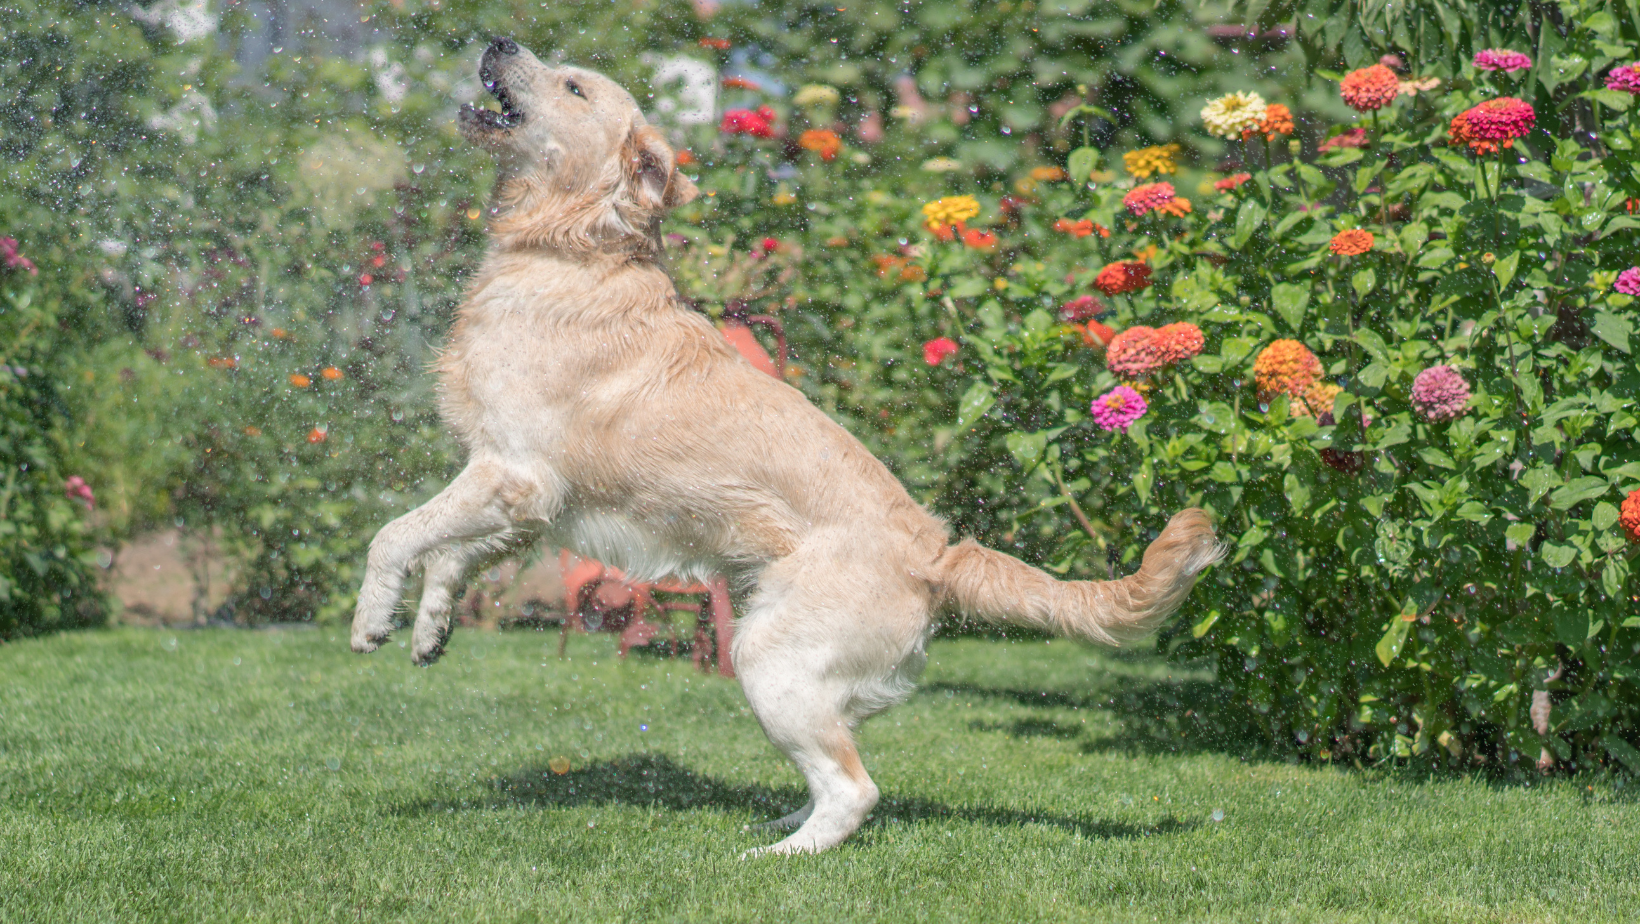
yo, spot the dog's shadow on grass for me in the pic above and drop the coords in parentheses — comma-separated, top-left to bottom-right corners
(396, 753, 1195, 841)
(925, 676, 1271, 760)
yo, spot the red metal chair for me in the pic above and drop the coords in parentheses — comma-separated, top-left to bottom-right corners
(552, 314, 785, 678)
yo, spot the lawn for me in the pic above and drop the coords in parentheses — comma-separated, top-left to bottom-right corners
(1, 626, 1634, 923)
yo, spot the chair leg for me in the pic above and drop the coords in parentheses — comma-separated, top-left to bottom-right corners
(709, 575, 734, 679)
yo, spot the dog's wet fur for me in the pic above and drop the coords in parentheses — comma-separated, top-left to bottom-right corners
(351, 37, 1224, 854)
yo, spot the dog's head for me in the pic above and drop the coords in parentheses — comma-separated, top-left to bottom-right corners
(455, 37, 698, 254)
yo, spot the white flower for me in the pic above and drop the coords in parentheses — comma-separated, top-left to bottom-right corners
(1200, 91, 1267, 139)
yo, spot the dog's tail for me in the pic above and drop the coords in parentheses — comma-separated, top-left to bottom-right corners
(932, 508, 1224, 647)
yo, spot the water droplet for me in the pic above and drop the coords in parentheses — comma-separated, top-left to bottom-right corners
(1211, 809, 1224, 822)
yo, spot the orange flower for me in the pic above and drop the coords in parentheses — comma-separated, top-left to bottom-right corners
(825, 235, 850, 247)
(1153, 322, 1205, 363)
(1329, 229, 1374, 257)
(1053, 218, 1108, 238)
(270, 328, 288, 339)
(721, 76, 761, 91)
(1621, 488, 1640, 542)
(1092, 261, 1152, 296)
(1123, 181, 1177, 217)
(1080, 320, 1117, 348)
(872, 254, 926, 282)
(289, 373, 311, 388)
(698, 37, 731, 50)
(1214, 172, 1252, 192)
(243, 425, 262, 437)
(1447, 111, 1509, 155)
(306, 427, 327, 444)
(1029, 165, 1067, 182)
(798, 129, 842, 162)
(320, 366, 344, 381)
(675, 149, 697, 166)
(926, 221, 961, 242)
(1340, 64, 1400, 112)
(1156, 197, 1193, 217)
(1292, 381, 1341, 418)
(208, 356, 238, 369)
(1254, 339, 1323, 400)
(1253, 103, 1294, 139)
(961, 227, 998, 251)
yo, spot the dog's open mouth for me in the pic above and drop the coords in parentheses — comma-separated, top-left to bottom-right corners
(462, 80, 524, 130)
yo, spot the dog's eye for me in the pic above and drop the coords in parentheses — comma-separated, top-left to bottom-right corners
(566, 79, 585, 98)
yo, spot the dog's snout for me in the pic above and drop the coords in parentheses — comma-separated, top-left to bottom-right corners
(489, 36, 519, 56)
(480, 37, 520, 89)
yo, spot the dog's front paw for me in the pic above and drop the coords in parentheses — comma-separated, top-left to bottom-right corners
(411, 618, 450, 667)
(350, 606, 396, 653)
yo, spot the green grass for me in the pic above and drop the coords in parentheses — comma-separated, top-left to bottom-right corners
(1, 627, 1635, 923)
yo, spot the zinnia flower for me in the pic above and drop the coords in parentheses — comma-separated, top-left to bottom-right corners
(1329, 229, 1374, 256)
(1124, 181, 1177, 217)
(1462, 97, 1535, 142)
(1605, 63, 1640, 94)
(698, 37, 731, 50)
(307, 427, 327, 444)
(1081, 320, 1116, 348)
(922, 195, 981, 229)
(320, 366, 344, 381)
(961, 228, 997, 251)
(798, 129, 842, 161)
(1252, 103, 1294, 140)
(720, 106, 777, 138)
(1409, 365, 1470, 422)
(1615, 267, 1640, 296)
(1293, 381, 1341, 418)
(1339, 64, 1400, 112)
(1093, 261, 1152, 296)
(1200, 92, 1267, 138)
(1254, 339, 1322, 400)
(1156, 197, 1193, 217)
(0, 237, 37, 276)
(1153, 322, 1205, 364)
(1106, 327, 1168, 378)
(1059, 295, 1105, 322)
(1474, 49, 1532, 73)
(1053, 218, 1107, 238)
(1122, 144, 1180, 178)
(289, 373, 311, 388)
(64, 475, 94, 510)
(923, 337, 959, 366)
(721, 76, 762, 91)
(1090, 386, 1148, 432)
(1029, 165, 1067, 182)
(1214, 172, 1252, 192)
(1621, 489, 1640, 543)
(1318, 128, 1368, 152)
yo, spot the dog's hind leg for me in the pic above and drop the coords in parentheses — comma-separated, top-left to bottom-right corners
(352, 461, 526, 654)
(750, 800, 813, 832)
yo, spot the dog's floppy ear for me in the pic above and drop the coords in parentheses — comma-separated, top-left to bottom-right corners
(624, 124, 698, 213)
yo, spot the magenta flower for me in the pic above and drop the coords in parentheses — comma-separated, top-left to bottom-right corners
(1, 237, 37, 276)
(1473, 49, 1532, 73)
(64, 475, 94, 510)
(1607, 63, 1640, 95)
(923, 337, 959, 366)
(1091, 386, 1148, 432)
(1409, 365, 1470, 423)
(1616, 267, 1640, 296)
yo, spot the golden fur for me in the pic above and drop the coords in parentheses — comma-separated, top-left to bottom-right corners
(350, 39, 1224, 854)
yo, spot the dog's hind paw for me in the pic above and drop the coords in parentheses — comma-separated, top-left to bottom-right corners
(411, 624, 450, 667)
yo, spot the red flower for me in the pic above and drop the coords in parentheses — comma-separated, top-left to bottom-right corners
(698, 37, 731, 50)
(1318, 128, 1368, 152)
(1214, 172, 1252, 192)
(961, 228, 998, 251)
(923, 337, 959, 366)
(1093, 261, 1152, 296)
(1340, 64, 1400, 112)
(307, 427, 328, 444)
(758, 237, 781, 254)
(675, 149, 697, 166)
(359, 273, 374, 286)
(1462, 97, 1535, 142)
(1080, 320, 1116, 348)
(1053, 218, 1108, 239)
(1059, 295, 1105, 322)
(720, 106, 777, 138)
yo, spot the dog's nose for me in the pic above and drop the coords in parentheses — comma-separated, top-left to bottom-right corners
(489, 36, 519, 56)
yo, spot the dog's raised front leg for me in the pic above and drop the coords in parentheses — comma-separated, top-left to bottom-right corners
(410, 533, 534, 666)
(351, 461, 519, 654)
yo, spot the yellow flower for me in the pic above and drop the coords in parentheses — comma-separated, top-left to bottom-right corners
(1122, 144, 1181, 178)
(792, 84, 841, 108)
(772, 190, 798, 206)
(1200, 91, 1267, 139)
(921, 195, 981, 226)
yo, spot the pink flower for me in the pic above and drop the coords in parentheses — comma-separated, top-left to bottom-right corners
(1409, 365, 1470, 422)
(1615, 267, 1640, 296)
(1123, 181, 1177, 217)
(64, 476, 94, 510)
(1105, 326, 1168, 378)
(1090, 386, 1148, 432)
(1606, 63, 1640, 94)
(1474, 49, 1532, 73)
(923, 337, 959, 366)
(1059, 295, 1105, 322)
(1, 237, 37, 276)
(1462, 97, 1535, 142)
(720, 106, 777, 138)
(1318, 128, 1368, 152)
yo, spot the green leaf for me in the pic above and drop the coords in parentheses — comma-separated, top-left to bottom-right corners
(1190, 609, 1220, 639)
(1603, 558, 1629, 598)
(1232, 199, 1267, 250)
(1376, 616, 1412, 668)
(1549, 476, 1609, 510)
(1351, 268, 1377, 299)
(1197, 401, 1237, 434)
(1005, 430, 1050, 471)
(1522, 467, 1559, 505)
(1505, 522, 1537, 546)
(1592, 311, 1632, 353)
(1540, 542, 1578, 569)
(1585, 88, 1634, 111)
(1066, 146, 1099, 181)
(1595, 501, 1621, 531)
(954, 380, 995, 431)
(947, 276, 990, 299)
(1270, 282, 1309, 332)
(1492, 251, 1520, 290)
(1284, 472, 1310, 512)
(1604, 735, 1640, 774)
(1417, 447, 1456, 469)
(1133, 460, 1154, 502)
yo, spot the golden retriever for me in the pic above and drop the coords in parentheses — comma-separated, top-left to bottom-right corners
(350, 37, 1223, 854)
